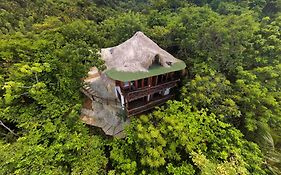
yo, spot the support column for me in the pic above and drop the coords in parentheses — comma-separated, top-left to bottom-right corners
(135, 80, 138, 89)
(155, 76, 158, 86)
(121, 94, 125, 109)
(128, 81, 131, 91)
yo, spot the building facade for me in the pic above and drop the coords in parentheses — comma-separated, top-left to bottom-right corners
(111, 63, 185, 116)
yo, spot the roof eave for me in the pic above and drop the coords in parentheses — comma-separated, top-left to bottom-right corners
(105, 61, 186, 82)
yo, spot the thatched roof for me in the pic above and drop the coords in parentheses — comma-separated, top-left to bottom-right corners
(101, 31, 182, 72)
(100, 31, 186, 81)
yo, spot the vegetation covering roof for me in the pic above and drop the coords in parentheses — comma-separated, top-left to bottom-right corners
(105, 61, 186, 81)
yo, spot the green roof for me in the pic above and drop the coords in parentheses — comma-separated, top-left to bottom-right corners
(105, 61, 186, 82)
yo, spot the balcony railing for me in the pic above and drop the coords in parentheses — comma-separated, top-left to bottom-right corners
(127, 94, 175, 116)
(123, 79, 179, 102)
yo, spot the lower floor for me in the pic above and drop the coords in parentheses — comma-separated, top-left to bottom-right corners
(126, 89, 175, 116)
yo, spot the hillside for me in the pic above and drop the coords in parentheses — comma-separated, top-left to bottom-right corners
(0, 0, 281, 174)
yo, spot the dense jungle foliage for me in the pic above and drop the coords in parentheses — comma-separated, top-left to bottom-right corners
(0, 0, 281, 174)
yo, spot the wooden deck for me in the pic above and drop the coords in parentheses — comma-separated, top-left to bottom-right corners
(127, 94, 174, 116)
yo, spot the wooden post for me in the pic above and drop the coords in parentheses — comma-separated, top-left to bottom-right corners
(135, 80, 138, 89)
(148, 77, 152, 86)
(181, 69, 187, 76)
(128, 81, 131, 91)
(142, 79, 144, 88)
(152, 76, 155, 86)
(125, 98, 129, 110)
(155, 76, 158, 86)
(170, 72, 174, 80)
(148, 77, 152, 102)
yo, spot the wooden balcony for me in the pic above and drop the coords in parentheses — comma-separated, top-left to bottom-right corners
(123, 79, 179, 102)
(127, 94, 175, 116)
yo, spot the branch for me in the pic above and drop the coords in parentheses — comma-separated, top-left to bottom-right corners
(20, 86, 32, 89)
(35, 72, 39, 83)
(0, 132, 7, 136)
(0, 120, 18, 136)
(19, 92, 29, 96)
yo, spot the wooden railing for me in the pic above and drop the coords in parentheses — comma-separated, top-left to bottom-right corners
(127, 94, 175, 116)
(123, 79, 179, 102)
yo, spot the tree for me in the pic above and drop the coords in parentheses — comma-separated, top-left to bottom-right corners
(110, 101, 266, 174)
(243, 16, 281, 69)
(0, 20, 107, 174)
(98, 12, 147, 47)
(181, 66, 241, 125)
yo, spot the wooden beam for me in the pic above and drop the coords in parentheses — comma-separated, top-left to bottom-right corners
(125, 98, 128, 110)
(171, 72, 174, 80)
(152, 76, 155, 86)
(128, 81, 131, 90)
(135, 80, 138, 89)
(181, 69, 187, 76)
(148, 77, 152, 86)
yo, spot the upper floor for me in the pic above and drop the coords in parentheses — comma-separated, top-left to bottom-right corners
(114, 70, 185, 116)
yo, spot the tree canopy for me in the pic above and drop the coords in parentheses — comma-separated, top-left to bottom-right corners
(1, 0, 281, 174)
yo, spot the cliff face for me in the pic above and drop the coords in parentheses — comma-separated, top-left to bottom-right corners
(80, 68, 129, 137)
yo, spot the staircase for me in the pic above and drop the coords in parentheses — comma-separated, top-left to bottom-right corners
(80, 69, 127, 137)
(81, 84, 103, 103)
